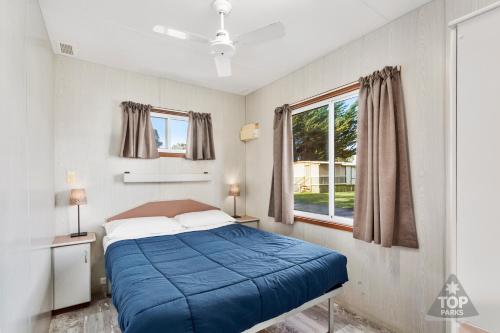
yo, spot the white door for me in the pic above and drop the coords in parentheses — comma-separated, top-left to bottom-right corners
(53, 243, 90, 310)
(457, 6, 500, 332)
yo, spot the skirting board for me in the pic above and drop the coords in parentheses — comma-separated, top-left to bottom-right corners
(122, 172, 212, 183)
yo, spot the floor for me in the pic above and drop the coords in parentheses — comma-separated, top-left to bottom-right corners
(49, 298, 392, 333)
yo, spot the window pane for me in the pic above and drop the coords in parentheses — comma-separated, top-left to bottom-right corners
(169, 118, 188, 151)
(333, 96, 358, 218)
(292, 105, 329, 216)
(151, 117, 167, 149)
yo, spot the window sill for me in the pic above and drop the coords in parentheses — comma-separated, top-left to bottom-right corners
(294, 215, 353, 232)
(159, 152, 186, 158)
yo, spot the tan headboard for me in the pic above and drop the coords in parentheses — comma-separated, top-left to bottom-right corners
(106, 199, 218, 222)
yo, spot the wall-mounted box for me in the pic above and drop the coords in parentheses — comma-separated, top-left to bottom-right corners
(240, 123, 260, 142)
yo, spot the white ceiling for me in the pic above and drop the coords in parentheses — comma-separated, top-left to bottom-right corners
(39, 0, 431, 95)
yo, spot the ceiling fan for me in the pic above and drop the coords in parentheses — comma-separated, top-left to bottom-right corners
(153, 0, 285, 77)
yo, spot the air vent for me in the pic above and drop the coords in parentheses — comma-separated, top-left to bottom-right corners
(59, 43, 74, 55)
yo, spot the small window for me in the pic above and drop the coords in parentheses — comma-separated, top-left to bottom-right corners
(293, 90, 358, 224)
(151, 111, 188, 155)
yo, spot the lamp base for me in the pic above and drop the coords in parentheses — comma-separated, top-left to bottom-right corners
(232, 215, 241, 218)
(70, 232, 88, 238)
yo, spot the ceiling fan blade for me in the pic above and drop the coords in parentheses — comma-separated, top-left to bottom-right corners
(214, 56, 232, 77)
(186, 32, 212, 44)
(234, 22, 285, 46)
(153, 25, 210, 44)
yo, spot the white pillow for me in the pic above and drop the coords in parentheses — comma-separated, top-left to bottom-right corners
(174, 209, 235, 228)
(104, 216, 184, 238)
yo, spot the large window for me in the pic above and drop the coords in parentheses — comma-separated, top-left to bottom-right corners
(151, 111, 188, 155)
(293, 90, 358, 224)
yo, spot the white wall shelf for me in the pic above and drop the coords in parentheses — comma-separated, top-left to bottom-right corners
(122, 172, 212, 183)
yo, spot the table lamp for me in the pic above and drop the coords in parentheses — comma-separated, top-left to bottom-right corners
(69, 188, 88, 237)
(228, 184, 241, 218)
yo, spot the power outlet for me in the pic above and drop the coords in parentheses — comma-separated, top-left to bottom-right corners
(100, 277, 107, 285)
(66, 170, 77, 185)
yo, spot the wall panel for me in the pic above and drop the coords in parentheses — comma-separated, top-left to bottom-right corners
(245, 1, 446, 332)
(53, 57, 246, 293)
(0, 0, 55, 332)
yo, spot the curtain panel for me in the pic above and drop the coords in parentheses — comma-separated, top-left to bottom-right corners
(185, 111, 215, 160)
(268, 104, 294, 225)
(119, 101, 159, 159)
(353, 66, 418, 248)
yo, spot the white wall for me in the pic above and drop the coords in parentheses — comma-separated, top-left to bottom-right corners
(245, 1, 446, 332)
(53, 56, 246, 293)
(0, 0, 55, 332)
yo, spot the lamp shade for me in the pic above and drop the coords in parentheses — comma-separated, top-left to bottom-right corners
(69, 188, 87, 205)
(228, 184, 240, 197)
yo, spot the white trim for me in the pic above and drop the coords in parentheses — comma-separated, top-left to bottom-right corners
(292, 89, 358, 224)
(150, 111, 188, 154)
(158, 148, 186, 154)
(329, 95, 335, 220)
(291, 100, 329, 116)
(291, 90, 359, 116)
(447, 26, 458, 278)
(243, 288, 342, 333)
(150, 111, 187, 121)
(447, 25, 459, 333)
(448, 0, 500, 27)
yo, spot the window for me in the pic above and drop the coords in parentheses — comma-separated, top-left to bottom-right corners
(151, 111, 188, 156)
(292, 89, 359, 225)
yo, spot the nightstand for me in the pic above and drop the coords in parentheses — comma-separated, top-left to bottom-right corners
(51, 232, 96, 313)
(235, 215, 259, 229)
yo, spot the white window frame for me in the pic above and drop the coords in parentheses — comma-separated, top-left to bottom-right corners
(292, 90, 359, 225)
(150, 111, 189, 154)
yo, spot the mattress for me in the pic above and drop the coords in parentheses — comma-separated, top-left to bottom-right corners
(105, 224, 348, 333)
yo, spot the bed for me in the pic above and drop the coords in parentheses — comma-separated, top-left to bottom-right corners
(104, 200, 348, 333)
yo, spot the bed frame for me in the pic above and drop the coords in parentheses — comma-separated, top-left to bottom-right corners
(106, 199, 342, 333)
(244, 288, 340, 333)
(106, 199, 219, 222)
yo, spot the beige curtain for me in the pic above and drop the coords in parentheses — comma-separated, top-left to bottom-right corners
(119, 101, 159, 159)
(185, 111, 215, 160)
(353, 66, 418, 248)
(268, 104, 294, 224)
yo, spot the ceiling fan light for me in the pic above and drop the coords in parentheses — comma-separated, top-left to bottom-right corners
(153, 25, 165, 34)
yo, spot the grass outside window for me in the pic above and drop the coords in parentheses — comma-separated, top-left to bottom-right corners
(294, 192, 355, 209)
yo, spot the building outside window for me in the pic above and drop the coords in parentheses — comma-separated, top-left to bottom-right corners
(292, 91, 358, 224)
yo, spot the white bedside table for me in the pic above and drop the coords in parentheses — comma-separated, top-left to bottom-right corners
(51, 232, 96, 313)
(235, 216, 259, 229)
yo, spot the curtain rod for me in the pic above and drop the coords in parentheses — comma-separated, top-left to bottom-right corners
(289, 65, 401, 108)
(121, 101, 190, 114)
(151, 106, 189, 114)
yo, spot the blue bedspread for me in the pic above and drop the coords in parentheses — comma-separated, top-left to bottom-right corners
(105, 224, 348, 333)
